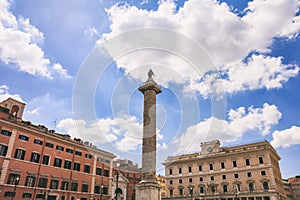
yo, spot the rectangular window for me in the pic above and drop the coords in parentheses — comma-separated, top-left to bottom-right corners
(56, 145, 64, 151)
(102, 186, 108, 195)
(4, 191, 15, 197)
(199, 165, 202, 171)
(222, 175, 226, 180)
(30, 152, 40, 163)
(75, 151, 82, 156)
(179, 188, 183, 195)
(246, 158, 250, 166)
(189, 178, 193, 183)
(179, 179, 182, 184)
(85, 154, 92, 159)
(42, 155, 50, 165)
(247, 172, 252, 177)
(233, 160, 237, 168)
(0, 144, 8, 156)
(33, 139, 43, 145)
(210, 176, 214, 181)
(45, 142, 54, 148)
(50, 180, 59, 189)
(188, 166, 192, 173)
(25, 176, 36, 187)
(1, 130, 12, 136)
(22, 193, 32, 198)
(14, 149, 25, 160)
(61, 181, 69, 190)
(81, 183, 89, 192)
(96, 168, 102, 176)
(261, 171, 266, 176)
(221, 162, 225, 169)
(178, 167, 182, 174)
(64, 160, 72, 169)
(19, 134, 29, 141)
(54, 158, 62, 167)
(66, 148, 73, 154)
(38, 178, 48, 188)
(259, 157, 264, 164)
(209, 163, 214, 170)
(104, 169, 109, 177)
(170, 180, 173, 184)
(169, 168, 172, 175)
(94, 186, 100, 194)
(234, 173, 239, 179)
(199, 177, 203, 182)
(71, 182, 78, 191)
(84, 165, 90, 173)
(74, 162, 81, 171)
(7, 174, 20, 184)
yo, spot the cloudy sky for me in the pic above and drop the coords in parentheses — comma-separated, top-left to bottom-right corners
(1, 0, 300, 177)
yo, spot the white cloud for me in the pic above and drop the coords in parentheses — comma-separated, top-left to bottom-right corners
(52, 63, 72, 79)
(56, 114, 163, 152)
(271, 126, 300, 148)
(175, 103, 282, 154)
(99, 0, 300, 97)
(27, 107, 40, 116)
(0, 0, 69, 79)
(0, 85, 25, 103)
(84, 26, 99, 37)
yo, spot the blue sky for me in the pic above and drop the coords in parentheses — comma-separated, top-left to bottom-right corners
(1, 0, 300, 178)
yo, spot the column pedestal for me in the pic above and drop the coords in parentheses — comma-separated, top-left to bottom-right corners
(135, 180, 161, 200)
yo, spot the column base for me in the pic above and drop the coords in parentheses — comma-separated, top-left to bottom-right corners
(135, 180, 161, 200)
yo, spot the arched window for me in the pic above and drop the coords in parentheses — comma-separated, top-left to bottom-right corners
(223, 185, 228, 193)
(263, 182, 269, 190)
(199, 186, 205, 193)
(249, 183, 254, 191)
(11, 105, 19, 117)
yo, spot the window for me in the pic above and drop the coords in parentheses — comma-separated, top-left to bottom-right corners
(84, 165, 90, 173)
(19, 134, 29, 141)
(71, 182, 78, 191)
(223, 185, 228, 193)
(246, 158, 250, 166)
(199, 165, 202, 171)
(56, 145, 64, 151)
(221, 162, 225, 169)
(42, 155, 50, 165)
(170, 189, 173, 196)
(38, 178, 48, 188)
(61, 181, 69, 190)
(178, 167, 182, 174)
(179, 179, 182, 184)
(30, 152, 40, 163)
(170, 180, 173, 184)
(4, 191, 15, 197)
(0, 144, 8, 156)
(259, 157, 264, 164)
(263, 182, 269, 190)
(50, 180, 59, 189)
(249, 183, 254, 191)
(96, 168, 102, 175)
(209, 163, 214, 170)
(36, 193, 45, 199)
(94, 185, 100, 194)
(25, 176, 36, 187)
(64, 160, 72, 169)
(247, 172, 252, 177)
(261, 171, 266, 176)
(200, 186, 205, 193)
(1, 130, 12, 136)
(104, 169, 109, 177)
(7, 174, 20, 184)
(210, 176, 214, 181)
(222, 175, 226, 180)
(66, 148, 73, 154)
(45, 142, 54, 148)
(85, 154, 92, 159)
(199, 177, 203, 182)
(233, 160, 237, 168)
(189, 178, 193, 183)
(54, 158, 62, 167)
(102, 186, 108, 194)
(234, 173, 239, 179)
(33, 139, 43, 145)
(14, 149, 25, 160)
(22, 193, 32, 198)
(188, 166, 192, 173)
(179, 188, 183, 195)
(74, 162, 80, 171)
(169, 168, 172, 175)
(75, 151, 82, 156)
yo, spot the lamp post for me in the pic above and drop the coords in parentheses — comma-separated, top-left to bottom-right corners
(115, 163, 120, 200)
(11, 177, 19, 200)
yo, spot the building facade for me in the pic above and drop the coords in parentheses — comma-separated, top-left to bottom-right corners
(163, 140, 286, 200)
(283, 176, 300, 199)
(0, 98, 116, 200)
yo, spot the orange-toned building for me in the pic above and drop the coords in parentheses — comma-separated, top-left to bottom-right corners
(0, 98, 116, 200)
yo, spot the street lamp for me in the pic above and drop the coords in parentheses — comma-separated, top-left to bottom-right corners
(115, 163, 120, 200)
(189, 187, 193, 200)
(11, 177, 19, 200)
